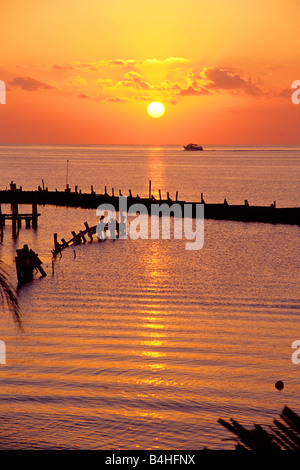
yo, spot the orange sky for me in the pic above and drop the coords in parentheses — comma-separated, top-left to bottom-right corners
(0, 0, 300, 144)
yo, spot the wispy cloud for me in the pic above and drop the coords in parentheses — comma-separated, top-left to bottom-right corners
(178, 85, 211, 96)
(9, 76, 55, 91)
(105, 96, 130, 103)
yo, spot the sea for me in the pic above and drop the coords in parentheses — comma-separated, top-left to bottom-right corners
(0, 144, 299, 450)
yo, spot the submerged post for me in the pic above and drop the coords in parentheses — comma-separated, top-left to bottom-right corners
(12, 203, 18, 235)
(32, 203, 38, 229)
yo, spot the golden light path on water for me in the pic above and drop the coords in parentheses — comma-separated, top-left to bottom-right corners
(0, 144, 299, 449)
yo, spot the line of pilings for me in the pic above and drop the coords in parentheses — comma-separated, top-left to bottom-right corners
(0, 181, 299, 226)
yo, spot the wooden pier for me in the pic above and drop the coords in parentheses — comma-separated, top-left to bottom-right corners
(0, 191, 40, 239)
(0, 180, 299, 227)
(52, 219, 119, 257)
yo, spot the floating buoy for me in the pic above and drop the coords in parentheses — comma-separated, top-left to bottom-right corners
(275, 380, 284, 390)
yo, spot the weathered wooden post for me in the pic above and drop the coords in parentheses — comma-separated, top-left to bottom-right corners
(32, 203, 38, 229)
(129, 189, 132, 197)
(112, 188, 115, 197)
(0, 204, 3, 239)
(175, 191, 178, 201)
(15, 244, 46, 286)
(84, 222, 93, 241)
(53, 233, 61, 256)
(12, 203, 18, 235)
(71, 231, 82, 244)
(158, 189, 161, 200)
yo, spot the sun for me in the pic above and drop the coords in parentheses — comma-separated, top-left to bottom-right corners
(147, 102, 165, 118)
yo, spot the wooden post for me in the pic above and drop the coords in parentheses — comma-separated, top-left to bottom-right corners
(71, 231, 81, 244)
(61, 238, 69, 248)
(0, 204, 3, 239)
(149, 180, 151, 199)
(129, 189, 132, 197)
(84, 221, 93, 241)
(52, 260, 55, 276)
(112, 188, 114, 197)
(175, 191, 178, 201)
(12, 204, 18, 235)
(201, 192, 205, 204)
(53, 233, 61, 256)
(32, 203, 38, 229)
(25, 217, 31, 229)
(158, 189, 161, 200)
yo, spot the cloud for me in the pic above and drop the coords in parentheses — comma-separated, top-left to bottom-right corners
(178, 85, 211, 96)
(9, 76, 55, 91)
(96, 78, 114, 88)
(117, 71, 152, 90)
(105, 96, 129, 103)
(279, 88, 292, 98)
(201, 67, 261, 95)
(53, 57, 190, 73)
(53, 64, 74, 71)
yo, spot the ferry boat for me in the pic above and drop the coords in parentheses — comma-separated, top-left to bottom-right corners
(183, 143, 203, 151)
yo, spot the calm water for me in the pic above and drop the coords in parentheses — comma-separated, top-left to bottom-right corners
(0, 144, 300, 449)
